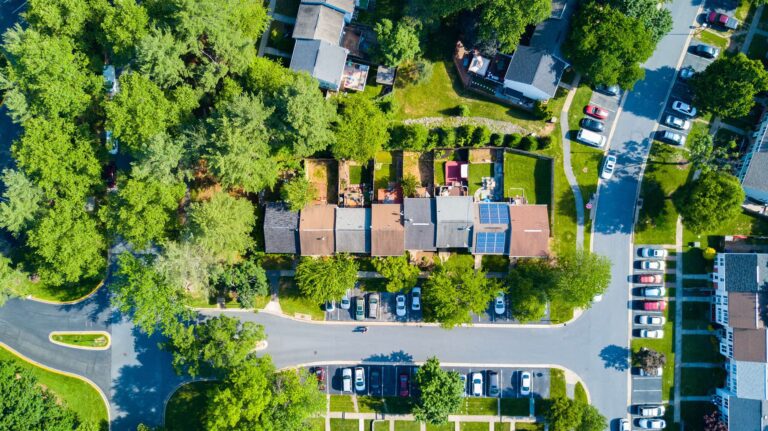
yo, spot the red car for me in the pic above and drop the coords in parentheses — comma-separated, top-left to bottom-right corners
(585, 104, 609, 120)
(643, 300, 667, 312)
(398, 373, 410, 397)
(707, 11, 739, 30)
(313, 367, 325, 390)
(637, 274, 663, 284)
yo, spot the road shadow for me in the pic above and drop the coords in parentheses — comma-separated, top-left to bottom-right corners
(57, 283, 113, 325)
(599, 345, 631, 371)
(620, 66, 677, 121)
(364, 350, 414, 363)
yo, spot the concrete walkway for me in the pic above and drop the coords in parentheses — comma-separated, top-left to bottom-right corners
(673, 217, 684, 422)
(741, 4, 765, 54)
(679, 296, 712, 302)
(322, 411, 537, 431)
(679, 395, 712, 402)
(682, 274, 710, 280)
(681, 329, 715, 335)
(681, 362, 723, 368)
(559, 76, 586, 250)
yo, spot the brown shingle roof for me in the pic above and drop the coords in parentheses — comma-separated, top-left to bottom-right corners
(371, 204, 404, 256)
(508, 205, 550, 257)
(733, 328, 767, 362)
(729, 292, 763, 329)
(299, 205, 336, 256)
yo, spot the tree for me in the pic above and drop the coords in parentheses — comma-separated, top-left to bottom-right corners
(578, 404, 608, 431)
(703, 410, 728, 431)
(169, 315, 265, 377)
(295, 255, 358, 304)
(153, 240, 216, 296)
(374, 18, 421, 67)
(109, 179, 185, 248)
(410, 0, 487, 19)
(0, 169, 44, 236)
(423, 256, 497, 327)
(605, 0, 672, 43)
(372, 254, 420, 293)
(0, 253, 29, 306)
(111, 252, 191, 335)
(262, 367, 326, 431)
(545, 397, 584, 431)
(691, 53, 768, 118)
(633, 347, 666, 375)
(131, 132, 188, 184)
(187, 192, 256, 263)
(101, 0, 149, 63)
(332, 93, 389, 162)
(507, 276, 547, 322)
(400, 174, 419, 198)
(136, 26, 190, 89)
(551, 250, 611, 309)
(477, 0, 551, 53)
(564, 2, 655, 89)
(205, 356, 274, 430)
(214, 258, 269, 308)
(677, 171, 745, 233)
(0, 359, 81, 430)
(281, 176, 317, 212)
(413, 357, 463, 425)
(23, 0, 98, 39)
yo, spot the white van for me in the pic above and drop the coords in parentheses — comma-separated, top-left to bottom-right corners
(577, 128, 606, 148)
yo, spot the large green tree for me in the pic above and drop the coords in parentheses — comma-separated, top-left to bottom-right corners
(691, 53, 768, 118)
(372, 254, 420, 293)
(423, 256, 496, 327)
(374, 18, 421, 67)
(0, 169, 44, 236)
(677, 171, 745, 233)
(0, 254, 29, 306)
(413, 357, 463, 424)
(23, 0, 102, 39)
(186, 192, 256, 263)
(545, 397, 584, 431)
(294, 255, 358, 304)
(136, 26, 191, 89)
(213, 258, 270, 308)
(478, 0, 551, 52)
(153, 240, 215, 296)
(332, 93, 389, 163)
(109, 178, 186, 248)
(280, 176, 317, 212)
(101, 0, 150, 63)
(605, 0, 672, 43)
(551, 251, 611, 309)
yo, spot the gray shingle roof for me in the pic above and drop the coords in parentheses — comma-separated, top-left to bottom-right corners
(335, 207, 371, 253)
(292, 4, 345, 45)
(263, 202, 299, 254)
(743, 152, 768, 197)
(724, 254, 768, 292)
(301, 0, 355, 14)
(435, 197, 473, 249)
(504, 46, 567, 100)
(728, 396, 768, 431)
(404, 198, 436, 251)
(289, 39, 348, 90)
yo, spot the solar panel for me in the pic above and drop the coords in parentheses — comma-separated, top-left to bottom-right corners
(478, 203, 509, 225)
(475, 232, 507, 254)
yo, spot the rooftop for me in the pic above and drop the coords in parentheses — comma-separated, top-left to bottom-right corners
(263, 202, 300, 254)
(403, 198, 436, 251)
(293, 4, 345, 45)
(335, 207, 371, 253)
(289, 39, 349, 91)
(729, 292, 763, 330)
(733, 328, 768, 362)
(728, 397, 768, 431)
(299, 204, 336, 256)
(301, 0, 355, 14)
(371, 204, 404, 256)
(724, 254, 768, 293)
(508, 205, 550, 257)
(504, 46, 568, 100)
(435, 196, 474, 249)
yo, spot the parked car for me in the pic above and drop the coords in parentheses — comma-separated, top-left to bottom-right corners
(355, 297, 365, 321)
(399, 372, 410, 397)
(619, 418, 630, 431)
(313, 367, 326, 390)
(342, 368, 353, 392)
(636, 315, 666, 325)
(639, 366, 663, 377)
(340, 292, 351, 310)
(585, 104, 609, 119)
(105, 130, 118, 155)
(395, 294, 407, 317)
(367, 293, 379, 319)
(325, 301, 335, 312)
(596, 84, 620, 96)
(695, 44, 720, 58)
(104, 163, 117, 190)
(637, 274, 663, 284)
(371, 369, 381, 392)
(520, 371, 532, 396)
(601, 154, 617, 180)
(641, 287, 666, 298)
(640, 260, 666, 271)
(639, 248, 668, 258)
(638, 405, 666, 417)
(488, 371, 500, 397)
(592, 294, 604, 303)
(664, 114, 690, 130)
(354, 367, 366, 393)
(672, 100, 697, 117)
(658, 130, 686, 146)
(411, 287, 421, 311)
(494, 293, 506, 315)
(580, 117, 605, 132)
(707, 11, 739, 30)
(637, 418, 666, 429)
(460, 374, 467, 396)
(643, 301, 667, 312)
(471, 372, 483, 396)
(639, 329, 664, 339)
(679, 66, 695, 80)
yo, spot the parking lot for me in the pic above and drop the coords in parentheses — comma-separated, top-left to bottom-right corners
(314, 364, 550, 399)
(582, 86, 623, 149)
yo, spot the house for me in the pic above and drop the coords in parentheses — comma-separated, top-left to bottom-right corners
(712, 253, 768, 430)
(301, 0, 355, 17)
(371, 204, 404, 256)
(435, 196, 474, 249)
(263, 203, 300, 254)
(290, 40, 350, 91)
(335, 207, 371, 253)
(738, 114, 768, 203)
(502, 46, 568, 101)
(293, 4, 346, 45)
(403, 198, 436, 251)
(472, 203, 509, 255)
(508, 205, 550, 257)
(299, 204, 336, 256)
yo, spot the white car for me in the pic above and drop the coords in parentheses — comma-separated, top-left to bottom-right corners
(340, 293, 351, 310)
(395, 294, 407, 317)
(639, 248, 668, 258)
(601, 155, 617, 179)
(494, 293, 506, 315)
(411, 287, 421, 311)
(471, 372, 483, 396)
(642, 287, 666, 298)
(665, 115, 690, 130)
(520, 371, 532, 396)
(639, 329, 664, 339)
(619, 419, 630, 431)
(672, 100, 697, 117)
(660, 130, 686, 146)
(639, 366, 663, 377)
(342, 368, 353, 392)
(636, 315, 666, 325)
(325, 301, 335, 312)
(637, 418, 666, 429)
(354, 367, 366, 393)
(592, 294, 604, 303)
(638, 405, 666, 417)
(641, 261, 666, 271)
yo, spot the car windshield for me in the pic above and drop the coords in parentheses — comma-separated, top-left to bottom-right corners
(473, 378, 481, 384)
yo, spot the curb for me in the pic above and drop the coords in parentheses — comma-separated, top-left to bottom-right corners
(26, 280, 104, 305)
(48, 331, 111, 351)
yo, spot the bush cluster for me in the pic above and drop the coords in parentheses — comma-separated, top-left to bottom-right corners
(387, 124, 551, 152)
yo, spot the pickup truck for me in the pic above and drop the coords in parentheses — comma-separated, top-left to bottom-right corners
(707, 11, 739, 30)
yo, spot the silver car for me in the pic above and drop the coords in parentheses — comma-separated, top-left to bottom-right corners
(640, 260, 666, 271)
(494, 293, 506, 315)
(638, 405, 666, 417)
(520, 371, 532, 396)
(639, 248, 668, 258)
(639, 329, 664, 339)
(411, 287, 421, 311)
(672, 100, 697, 117)
(665, 115, 690, 130)
(636, 315, 666, 325)
(642, 287, 666, 298)
(354, 366, 366, 393)
(395, 294, 406, 317)
(637, 418, 666, 429)
(471, 372, 483, 396)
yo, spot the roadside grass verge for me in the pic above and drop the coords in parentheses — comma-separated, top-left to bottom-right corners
(681, 367, 726, 396)
(550, 369, 566, 398)
(500, 398, 530, 416)
(549, 299, 574, 324)
(330, 419, 360, 431)
(631, 300, 676, 401)
(695, 29, 729, 50)
(458, 397, 497, 415)
(574, 382, 588, 404)
(330, 394, 356, 412)
(682, 335, 724, 363)
(395, 421, 422, 431)
(278, 277, 325, 320)
(566, 85, 593, 135)
(165, 381, 217, 431)
(461, 422, 491, 431)
(24, 277, 102, 303)
(426, 422, 456, 431)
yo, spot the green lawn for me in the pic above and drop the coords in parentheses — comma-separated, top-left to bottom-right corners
(382, 396, 414, 414)
(278, 277, 325, 320)
(681, 367, 726, 396)
(373, 420, 390, 431)
(395, 422, 422, 431)
(358, 396, 385, 413)
(330, 395, 356, 412)
(546, 124, 578, 255)
(682, 302, 712, 330)
(349, 165, 363, 185)
(550, 368, 566, 399)
(683, 210, 768, 246)
(460, 422, 490, 431)
(274, 0, 301, 16)
(500, 398, 529, 416)
(696, 29, 729, 50)
(736, 0, 754, 21)
(165, 381, 217, 431)
(503, 152, 552, 205)
(458, 397, 498, 415)
(426, 422, 456, 431)
(468, 163, 493, 195)
(481, 255, 509, 272)
(515, 424, 544, 431)
(434, 160, 446, 186)
(682, 335, 724, 363)
(330, 418, 360, 431)
(50, 333, 109, 348)
(0, 345, 108, 427)
(632, 300, 676, 401)
(25, 277, 102, 303)
(682, 246, 708, 274)
(549, 299, 574, 324)
(305, 417, 326, 431)
(566, 85, 593, 135)
(680, 402, 717, 431)
(574, 382, 588, 404)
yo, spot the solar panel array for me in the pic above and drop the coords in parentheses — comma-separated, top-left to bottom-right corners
(475, 232, 506, 254)
(478, 203, 509, 225)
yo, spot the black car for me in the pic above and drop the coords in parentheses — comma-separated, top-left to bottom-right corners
(580, 118, 605, 133)
(595, 84, 620, 96)
(370, 369, 381, 392)
(103, 162, 117, 190)
(695, 44, 719, 59)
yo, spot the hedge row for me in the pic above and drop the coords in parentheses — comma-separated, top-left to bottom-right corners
(387, 123, 552, 152)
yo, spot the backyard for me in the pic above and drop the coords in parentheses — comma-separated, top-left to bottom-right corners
(374, 151, 396, 190)
(467, 163, 493, 195)
(502, 152, 552, 206)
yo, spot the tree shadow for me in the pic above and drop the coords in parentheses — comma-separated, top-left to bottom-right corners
(363, 350, 415, 364)
(599, 345, 631, 371)
(620, 66, 677, 121)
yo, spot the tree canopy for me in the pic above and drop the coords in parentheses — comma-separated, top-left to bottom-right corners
(332, 93, 390, 163)
(186, 192, 256, 263)
(280, 176, 317, 212)
(423, 256, 497, 327)
(109, 178, 186, 248)
(372, 254, 420, 293)
(295, 255, 358, 304)
(374, 18, 421, 67)
(551, 250, 612, 309)
(677, 171, 745, 233)
(413, 357, 464, 424)
(477, 0, 551, 52)
(691, 53, 768, 118)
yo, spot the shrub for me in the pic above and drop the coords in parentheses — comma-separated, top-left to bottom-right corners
(426, 128, 441, 150)
(455, 104, 470, 117)
(395, 59, 434, 87)
(533, 100, 553, 120)
(389, 124, 429, 150)
(378, 96, 398, 115)
(504, 133, 522, 148)
(489, 133, 502, 146)
(439, 127, 457, 147)
(456, 124, 476, 146)
(519, 135, 538, 151)
(471, 125, 491, 147)
(537, 135, 552, 149)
